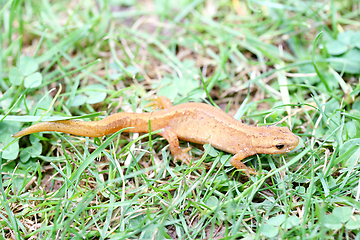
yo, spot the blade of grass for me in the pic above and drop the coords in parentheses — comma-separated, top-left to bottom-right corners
(0, 152, 22, 240)
(312, 32, 331, 92)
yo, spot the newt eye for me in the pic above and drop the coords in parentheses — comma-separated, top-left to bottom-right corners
(276, 144, 285, 150)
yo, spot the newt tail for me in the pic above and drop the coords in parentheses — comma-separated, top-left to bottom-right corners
(12, 113, 151, 138)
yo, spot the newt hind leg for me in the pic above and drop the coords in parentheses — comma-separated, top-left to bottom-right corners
(146, 97, 192, 164)
(146, 96, 173, 109)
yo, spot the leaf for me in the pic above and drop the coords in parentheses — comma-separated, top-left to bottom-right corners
(353, 99, 360, 112)
(129, 211, 145, 228)
(20, 147, 31, 163)
(295, 186, 306, 194)
(326, 40, 348, 55)
(68, 94, 88, 107)
(18, 56, 39, 76)
(337, 30, 355, 46)
(203, 144, 218, 157)
(217, 211, 226, 221)
(260, 224, 278, 238)
(125, 65, 140, 75)
(0, 121, 21, 160)
(110, 73, 123, 80)
(323, 214, 342, 230)
(156, 78, 179, 99)
(1, 161, 16, 173)
(24, 72, 42, 88)
(333, 207, 352, 223)
(2, 141, 19, 161)
(282, 216, 300, 229)
(267, 215, 286, 226)
(345, 215, 360, 230)
(350, 31, 360, 48)
(84, 84, 107, 104)
(109, 61, 124, 72)
(139, 224, 158, 239)
(153, 60, 200, 98)
(205, 196, 219, 207)
(176, 76, 200, 96)
(19, 147, 42, 164)
(220, 155, 232, 167)
(330, 49, 360, 74)
(30, 142, 42, 157)
(9, 67, 24, 86)
(337, 138, 360, 167)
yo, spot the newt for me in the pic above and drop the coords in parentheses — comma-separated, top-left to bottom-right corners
(12, 96, 299, 176)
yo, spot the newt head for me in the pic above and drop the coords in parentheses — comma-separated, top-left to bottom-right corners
(252, 126, 299, 155)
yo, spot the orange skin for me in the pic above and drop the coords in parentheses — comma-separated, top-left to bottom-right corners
(13, 96, 299, 176)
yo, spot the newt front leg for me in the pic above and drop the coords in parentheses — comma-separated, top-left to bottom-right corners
(146, 96, 173, 109)
(230, 151, 258, 177)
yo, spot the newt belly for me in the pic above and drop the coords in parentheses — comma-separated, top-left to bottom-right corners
(13, 96, 299, 176)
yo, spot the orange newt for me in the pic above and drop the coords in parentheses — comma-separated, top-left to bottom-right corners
(13, 96, 299, 176)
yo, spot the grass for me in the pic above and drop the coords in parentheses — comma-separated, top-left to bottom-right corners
(1, 0, 360, 239)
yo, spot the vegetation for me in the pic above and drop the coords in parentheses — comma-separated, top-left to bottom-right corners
(1, 0, 360, 239)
